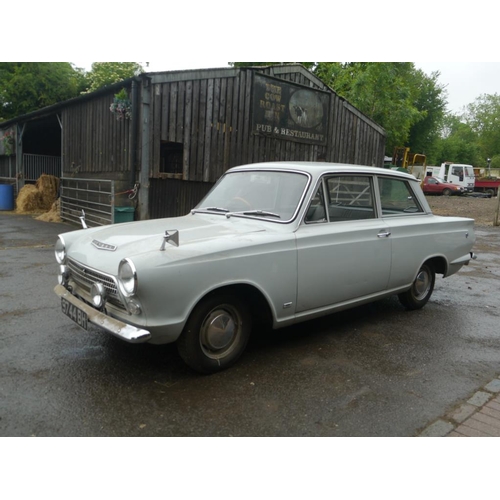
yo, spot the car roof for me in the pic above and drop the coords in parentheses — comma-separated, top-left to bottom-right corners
(227, 161, 418, 181)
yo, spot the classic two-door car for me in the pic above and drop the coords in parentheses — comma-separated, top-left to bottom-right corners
(54, 162, 476, 373)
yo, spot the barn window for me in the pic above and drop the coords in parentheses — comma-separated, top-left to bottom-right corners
(160, 142, 184, 177)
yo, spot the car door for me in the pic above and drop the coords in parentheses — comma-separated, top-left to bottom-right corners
(295, 174, 391, 313)
(377, 176, 432, 289)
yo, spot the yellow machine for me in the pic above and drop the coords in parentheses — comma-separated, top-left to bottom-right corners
(392, 147, 427, 180)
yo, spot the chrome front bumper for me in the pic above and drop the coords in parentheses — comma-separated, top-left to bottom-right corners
(54, 284, 151, 343)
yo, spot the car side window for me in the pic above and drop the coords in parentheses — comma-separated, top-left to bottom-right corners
(325, 176, 375, 221)
(378, 177, 424, 215)
(305, 182, 327, 223)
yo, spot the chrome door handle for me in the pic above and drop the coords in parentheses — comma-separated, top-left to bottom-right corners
(377, 231, 391, 238)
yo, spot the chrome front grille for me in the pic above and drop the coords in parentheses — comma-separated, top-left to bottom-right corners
(67, 258, 124, 309)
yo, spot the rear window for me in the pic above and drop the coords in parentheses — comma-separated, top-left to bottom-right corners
(378, 177, 424, 216)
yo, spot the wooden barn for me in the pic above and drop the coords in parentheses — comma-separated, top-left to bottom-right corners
(0, 64, 386, 225)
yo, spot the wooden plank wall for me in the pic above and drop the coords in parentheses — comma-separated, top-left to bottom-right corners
(149, 177, 213, 219)
(61, 90, 131, 180)
(149, 67, 386, 189)
(0, 155, 14, 178)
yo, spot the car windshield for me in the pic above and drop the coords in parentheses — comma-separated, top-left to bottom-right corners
(194, 170, 310, 222)
(465, 166, 474, 177)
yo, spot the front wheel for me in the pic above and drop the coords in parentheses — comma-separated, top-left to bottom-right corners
(398, 263, 435, 310)
(442, 188, 452, 196)
(177, 294, 251, 374)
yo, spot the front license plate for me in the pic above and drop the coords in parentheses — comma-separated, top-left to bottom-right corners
(61, 298, 88, 330)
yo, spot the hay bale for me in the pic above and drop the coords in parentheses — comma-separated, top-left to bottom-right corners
(16, 184, 44, 213)
(36, 199, 61, 223)
(15, 174, 60, 215)
(36, 174, 59, 210)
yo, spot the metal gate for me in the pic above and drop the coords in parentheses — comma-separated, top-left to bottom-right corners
(23, 154, 61, 182)
(60, 178, 115, 227)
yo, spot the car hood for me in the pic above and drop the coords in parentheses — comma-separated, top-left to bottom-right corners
(64, 214, 276, 273)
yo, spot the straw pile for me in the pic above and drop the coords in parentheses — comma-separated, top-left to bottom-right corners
(36, 174, 59, 210)
(16, 175, 61, 221)
(16, 184, 44, 213)
(36, 199, 61, 223)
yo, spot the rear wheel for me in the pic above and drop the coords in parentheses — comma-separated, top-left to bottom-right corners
(398, 263, 435, 310)
(177, 294, 251, 374)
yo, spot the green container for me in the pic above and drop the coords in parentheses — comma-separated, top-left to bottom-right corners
(114, 206, 135, 223)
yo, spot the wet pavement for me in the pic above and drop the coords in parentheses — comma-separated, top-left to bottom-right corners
(1, 213, 499, 436)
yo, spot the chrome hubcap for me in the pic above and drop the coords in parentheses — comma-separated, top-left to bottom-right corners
(200, 306, 240, 358)
(413, 269, 430, 299)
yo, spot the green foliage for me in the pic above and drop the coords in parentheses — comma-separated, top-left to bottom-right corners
(0, 62, 86, 121)
(463, 93, 500, 159)
(1, 129, 15, 155)
(313, 62, 446, 154)
(109, 88, 132, 120)
(84, 62, 144, 93)
(429, 95, 500, 167)
(431, 134, 482, 166)
(407, 69, 447, 154)
(426, 114, 481, 165)
(490, 155, 500, 169)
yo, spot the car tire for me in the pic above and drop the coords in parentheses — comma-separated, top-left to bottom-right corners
(398, 263, 435, 310)
(177, 294, 251, 374)
(442, 188, 452, 196)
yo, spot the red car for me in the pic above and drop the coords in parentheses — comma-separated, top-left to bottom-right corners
(422, 176, 465, 196)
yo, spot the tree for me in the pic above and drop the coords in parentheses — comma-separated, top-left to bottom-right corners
(0, 63, 86, 121)
(429, 115, 482, 166)
(463, 93, 500, 161)
(84, 62, 144, 93)
(407, 69, 447, 155)
(314, 62, 447, 154)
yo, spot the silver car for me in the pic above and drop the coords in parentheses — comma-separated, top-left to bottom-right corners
(54, 162, 476, 373)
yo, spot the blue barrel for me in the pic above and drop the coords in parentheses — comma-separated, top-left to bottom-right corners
(0, 184, 15, 211)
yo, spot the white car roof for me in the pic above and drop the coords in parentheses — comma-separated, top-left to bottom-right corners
(227, 161, 418, 181)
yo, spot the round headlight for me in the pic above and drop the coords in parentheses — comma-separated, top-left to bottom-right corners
(55, 237, 66, 264)
(118, 258, 137, 297)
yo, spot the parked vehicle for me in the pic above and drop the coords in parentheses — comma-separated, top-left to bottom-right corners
(54, 162, 477, 373)
(422, 176, 465, 196)
(426, 163, 475, 192)
(473, 177, 500, 197)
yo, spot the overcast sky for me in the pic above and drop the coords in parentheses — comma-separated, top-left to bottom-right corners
(74, 60, 499, 116)
(415, 62, 500, 114)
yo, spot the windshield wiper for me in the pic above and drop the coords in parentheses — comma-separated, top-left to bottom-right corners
(192, 206, 230, 214)
(226, 210, 281, 219)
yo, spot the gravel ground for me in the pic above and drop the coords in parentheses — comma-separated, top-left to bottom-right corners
(426, 194, 500, 227)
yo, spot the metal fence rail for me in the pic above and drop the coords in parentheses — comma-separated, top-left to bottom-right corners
(60, 178, 114, 227)
(23, 154, 61, 181)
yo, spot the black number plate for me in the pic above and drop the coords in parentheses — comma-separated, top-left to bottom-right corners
(61, 298, 88, 330)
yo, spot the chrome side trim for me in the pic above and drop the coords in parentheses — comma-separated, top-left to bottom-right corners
(54, 284, 151, 343)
